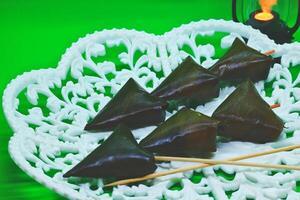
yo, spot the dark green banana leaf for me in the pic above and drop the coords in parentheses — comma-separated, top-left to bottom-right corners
(64, 125, 157, 179)
(209, 38, 274, 83)
(212, 80, 284, 143)
(140, 108, 219, 157)
(85, 78, 167, 132)
(151, 56, 219, 109)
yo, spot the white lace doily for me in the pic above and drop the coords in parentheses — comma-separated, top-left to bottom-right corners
(3, 20, 300, 200)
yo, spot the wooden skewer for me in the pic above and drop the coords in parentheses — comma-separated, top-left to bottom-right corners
(264, 50, 275, 56)
(155, 156, 300, 171)
(271, 103, 281, 109)
(105, 144, 300, 187)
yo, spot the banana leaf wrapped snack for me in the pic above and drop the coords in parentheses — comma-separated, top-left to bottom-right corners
(64, 125, 157, 179)
(209, 38, 274, 83)
(212, 80, 284, 143)
(140, 108, 219, 157)
(85, 78, 167, 132)
(152, 56, 219, 109)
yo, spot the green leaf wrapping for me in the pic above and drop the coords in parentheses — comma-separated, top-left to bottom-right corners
(85, 78, 167, 132)
(212, 80, 284, 143)
(209, 38, 274, 83)
(152, 56, 219, 109)
(64, 125, 157, 179)
(140, 108, 219, 157)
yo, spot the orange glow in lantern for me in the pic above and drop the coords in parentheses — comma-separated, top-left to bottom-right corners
(254, 0, 277, 21)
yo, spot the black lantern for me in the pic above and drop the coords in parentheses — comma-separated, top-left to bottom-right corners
(232, 0, 300, 44)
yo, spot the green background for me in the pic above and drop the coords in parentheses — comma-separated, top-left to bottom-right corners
(1, 0, 300, 199)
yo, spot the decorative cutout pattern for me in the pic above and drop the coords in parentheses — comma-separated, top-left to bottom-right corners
(3, 20, 300, 199)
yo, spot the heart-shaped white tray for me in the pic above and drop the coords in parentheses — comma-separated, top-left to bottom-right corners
(3, 20, 300, 200)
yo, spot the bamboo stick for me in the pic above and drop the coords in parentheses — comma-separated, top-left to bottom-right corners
(105, 144, 300, 187)
(270, 103, 281, 109)
(155, 156, 300, 171)
(264, 50, 275, 56)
